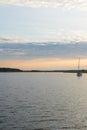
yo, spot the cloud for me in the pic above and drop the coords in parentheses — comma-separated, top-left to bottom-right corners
(0, 31, 87, 60)
(0, 39, 87, 60)
(0, 30, 87, 44)
(0, 35, 30, 44)
(0, 0, 87, 10)
(45, 30, 87, 43)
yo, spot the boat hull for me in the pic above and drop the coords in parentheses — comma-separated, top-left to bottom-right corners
(77, 71, 82, 77)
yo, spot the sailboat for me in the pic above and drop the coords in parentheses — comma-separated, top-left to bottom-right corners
(77, 58, 82, 77)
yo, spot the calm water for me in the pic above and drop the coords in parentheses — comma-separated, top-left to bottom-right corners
(0, 73, 87, 130)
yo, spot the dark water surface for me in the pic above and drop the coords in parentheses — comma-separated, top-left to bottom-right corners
(0, 73, 87, 130)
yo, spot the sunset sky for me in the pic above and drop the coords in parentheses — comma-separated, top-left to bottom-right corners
(0, 0, 87, 70)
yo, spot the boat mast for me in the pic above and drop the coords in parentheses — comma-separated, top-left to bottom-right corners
(78, 57, 80, 71)
(77, 57, 82, 77)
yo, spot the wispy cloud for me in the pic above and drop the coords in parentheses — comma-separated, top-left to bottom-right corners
(0, 30, 87, 44)
(45, 30, 87, 43)
(0, 35, 30, 44)
(0, 0, 87, 11)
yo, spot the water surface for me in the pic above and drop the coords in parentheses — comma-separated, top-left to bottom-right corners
(0, 73, 87, 130)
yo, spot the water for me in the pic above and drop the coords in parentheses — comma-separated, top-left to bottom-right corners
(0, 73, 87, 130)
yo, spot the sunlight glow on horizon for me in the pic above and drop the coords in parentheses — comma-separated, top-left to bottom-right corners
(0, 58, 87, 70)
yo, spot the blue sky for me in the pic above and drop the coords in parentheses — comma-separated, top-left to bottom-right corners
(0, 0, 87, 69)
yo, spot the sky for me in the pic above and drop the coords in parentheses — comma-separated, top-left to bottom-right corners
(0, 0, 87, 70)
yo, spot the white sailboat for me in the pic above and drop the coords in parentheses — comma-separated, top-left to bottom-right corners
(77, 58, 82, 77)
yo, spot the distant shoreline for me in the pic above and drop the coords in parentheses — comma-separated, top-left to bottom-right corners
(0, 67, 87, 73)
